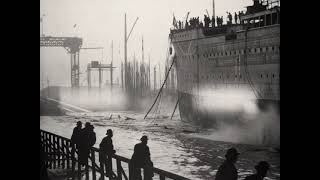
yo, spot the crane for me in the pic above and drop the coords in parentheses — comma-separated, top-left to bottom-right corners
(184, 12, 190, 27)
(205, 9, 210, 17)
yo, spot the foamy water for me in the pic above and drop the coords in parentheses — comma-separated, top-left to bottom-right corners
(40, 111, 280, 180)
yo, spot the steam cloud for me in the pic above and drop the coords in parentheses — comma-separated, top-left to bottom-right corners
(194, 87, 280, 147)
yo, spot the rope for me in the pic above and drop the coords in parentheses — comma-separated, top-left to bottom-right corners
(144, 41, 176, 119)
(243, 28, 263, 99)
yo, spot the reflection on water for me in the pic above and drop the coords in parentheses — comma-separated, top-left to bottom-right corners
(40, 111, 280, 180)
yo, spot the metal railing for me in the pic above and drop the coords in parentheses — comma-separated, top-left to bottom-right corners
(40, 129, 190, 180)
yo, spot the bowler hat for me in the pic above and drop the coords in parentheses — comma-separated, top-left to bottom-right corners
(106, 129, 113, 135)
(140, 135, 148, 141)
(225, 147, 240, 157)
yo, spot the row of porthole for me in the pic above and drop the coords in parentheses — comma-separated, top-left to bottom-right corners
(182, 73, 279, 79)
(177, 46, 279, 59)
(174, 33, 190, 38)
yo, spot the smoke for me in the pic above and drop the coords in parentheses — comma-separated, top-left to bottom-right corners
(48, 86, 128, 111)
(194, 87, 280, 147)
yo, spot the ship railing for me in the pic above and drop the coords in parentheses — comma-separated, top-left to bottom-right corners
(40, 129, 190, 180)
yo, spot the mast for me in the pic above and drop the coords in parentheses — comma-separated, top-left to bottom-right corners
(212, 0, 215, 19)
(111, 40, 113, 90)
(124, 13, 127, 92)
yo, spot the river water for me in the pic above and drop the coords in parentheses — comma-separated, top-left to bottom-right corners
(40, 110, 280, 180)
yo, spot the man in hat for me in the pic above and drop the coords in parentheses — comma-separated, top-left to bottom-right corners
(71, 121, 82, 157)
(130, 135, 153, 180)
(215, 147, 240, 180)
(243, 161, 270, 180)
(79, 122, 96, 166)
(99, 129, 116, 178)
(71, 121, 82, 147)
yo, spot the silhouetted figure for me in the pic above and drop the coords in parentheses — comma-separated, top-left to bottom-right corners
(244, 161, 270, 180)
(185, 21, 189, 29)
(130, 136, 154, 180)
(79, 122, 96, 165)
(71, 121, 82, 150)
(215, 147, 240, 180)
(99, 129, 116, 179)
(212, 16, 215, 27)
(227, 12, 232, 24)
(234, 12, 238, 24)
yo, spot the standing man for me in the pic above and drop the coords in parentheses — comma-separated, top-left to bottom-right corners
(243, 161, 270, 180)
(71, 121, 82, 149)
(79, 122, 96, 166)
(234, 12, 238, 24)
(212, 15, 215, 27)
(215, 147, 240, 180)
(99, 129, 116, 179)
(130, 135, 153, 180)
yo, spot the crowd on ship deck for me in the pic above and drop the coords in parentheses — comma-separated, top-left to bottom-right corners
(40, 121, 275, 180)
(174, 11, 245, 30)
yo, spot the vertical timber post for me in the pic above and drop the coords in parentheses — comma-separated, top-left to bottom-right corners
(117, 159, 122, 180)
(91, 150, 96, 180)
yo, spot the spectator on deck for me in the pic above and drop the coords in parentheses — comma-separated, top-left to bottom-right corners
(228, 12, 232, 24)
(99, 129, 116, 178)
(130, 135, 154, 180)
(215, 147, 240, 180)
(243, 161, 270, 180)
(212, 16, 215, 27)
(234, 12, 238, 24)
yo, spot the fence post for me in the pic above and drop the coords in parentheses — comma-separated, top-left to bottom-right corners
(71, 143, 76, 180)
(66, 140, 69, 170)
(53, 135, 57, 169)
(85, 160, 89, 180)
(100, 161, 105, 180)
(49, 134, 53, 169)
(57, 137, 61, 168)
(77, 147, 81, 180)
(91, 149, 96, 180)
(44, 132, 48, 168)
(117, 159, 122, 180)
(160, 174, 166, 180)
(62, 139, 66, 169)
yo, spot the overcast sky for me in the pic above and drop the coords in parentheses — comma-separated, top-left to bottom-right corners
(40, 0, 252, 87)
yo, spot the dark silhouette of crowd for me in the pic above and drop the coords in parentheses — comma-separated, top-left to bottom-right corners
(69, 121, 154, 180)
(174, 11, 246, 30)
(215, 147, 271, 180)
(38, 122, 274, 180)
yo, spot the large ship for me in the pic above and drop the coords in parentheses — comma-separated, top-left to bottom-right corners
(168, 0, 280, 127)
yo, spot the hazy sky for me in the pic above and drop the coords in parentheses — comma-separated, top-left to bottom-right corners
(40, 0, 252, 87)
